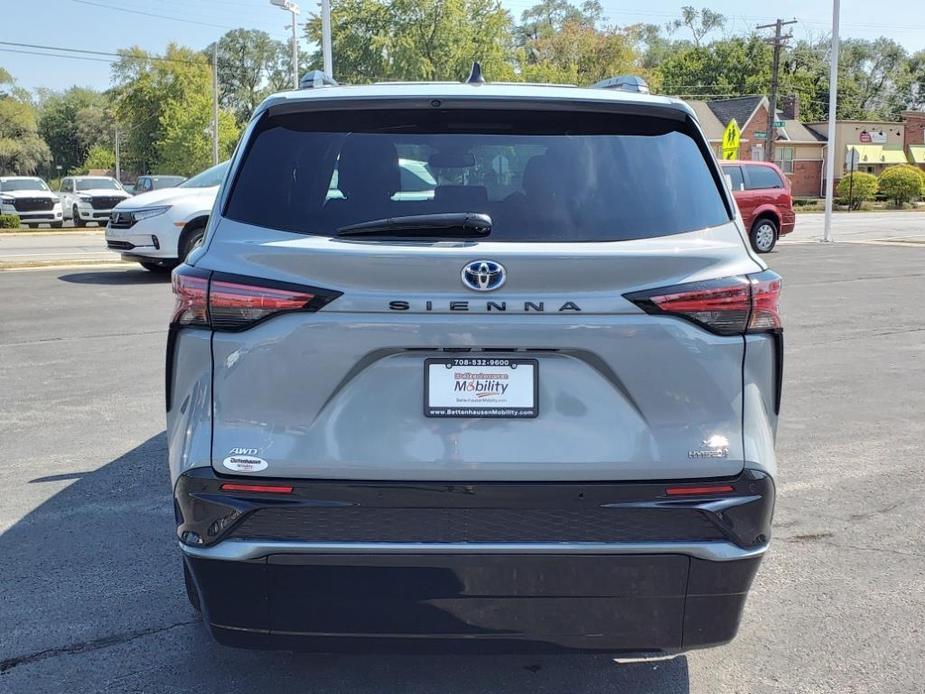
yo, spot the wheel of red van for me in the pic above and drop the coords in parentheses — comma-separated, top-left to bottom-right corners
(750, 217, 778, 253)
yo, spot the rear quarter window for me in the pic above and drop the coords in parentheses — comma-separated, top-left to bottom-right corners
(224, 107, 731, 242)
(745, 165, 784, 190)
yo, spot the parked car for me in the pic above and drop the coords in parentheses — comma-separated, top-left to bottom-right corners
(105, 162, 227, 272)
(58, 176, 131, 227)
(169, 78, 781, 656)
(719, 160, 795, 253)
(133, 174, 187, 194)
(0, 176, 63, 227)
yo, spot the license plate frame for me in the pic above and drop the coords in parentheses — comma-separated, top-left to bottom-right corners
(424, 357, 539, 418)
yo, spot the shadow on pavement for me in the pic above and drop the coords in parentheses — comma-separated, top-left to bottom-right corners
(0, 434, 690, 693)
(57, 268, 172, 285)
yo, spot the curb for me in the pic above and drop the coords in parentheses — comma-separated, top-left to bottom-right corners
(0, 259, 132, 271)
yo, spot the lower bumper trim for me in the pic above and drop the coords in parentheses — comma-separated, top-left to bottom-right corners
(181, 539, 768, 563)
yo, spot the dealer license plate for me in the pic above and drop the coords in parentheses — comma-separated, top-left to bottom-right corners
(424, 357, 538, 418)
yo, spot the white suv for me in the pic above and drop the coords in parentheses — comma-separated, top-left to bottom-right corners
(105, 162, 227, 272)
(58, 176, 131, 226)
(0, 177, 63, 227)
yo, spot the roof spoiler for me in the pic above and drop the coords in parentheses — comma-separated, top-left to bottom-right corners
(300, 70, 338, 89)
(592, 75, 650, 94)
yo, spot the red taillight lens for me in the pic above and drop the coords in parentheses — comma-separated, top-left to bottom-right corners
(209, 280, 316, 331)
(170, 267, 340, 331)
(625, 270, 781, 336)
(171, 272, 209, 327)
(665, 484, 735, 497)
(748, 273, 782, 331)
(220, 483, 293, 494)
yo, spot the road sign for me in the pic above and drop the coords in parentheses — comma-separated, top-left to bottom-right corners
(754, 131, 768, 140)
(773, 120, 785, 127)
(721, 119, 741, 160)
(846, 147, 860, 171)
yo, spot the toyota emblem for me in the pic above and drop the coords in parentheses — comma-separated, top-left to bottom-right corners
(461, 260, 506, 292)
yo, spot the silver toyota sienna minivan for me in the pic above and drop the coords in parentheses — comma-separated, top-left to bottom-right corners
(168, 76, 781, 655)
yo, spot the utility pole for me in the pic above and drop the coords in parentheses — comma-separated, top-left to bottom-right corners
(756, 18, 797, 165)
(291, 9, 299, 89)
(270, 0, 301, 88)
(114, 126, 121, 182)
(212, 43, 220, 165)
(823, 0, 841, 243)
(321, 0, 332, 79)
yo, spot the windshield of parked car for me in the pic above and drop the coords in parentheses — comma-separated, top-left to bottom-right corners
(76, 178, 121, 191)
(224, 109, 730, 242)
(1, 178, 50, 192)
(179, 162, 229, 189)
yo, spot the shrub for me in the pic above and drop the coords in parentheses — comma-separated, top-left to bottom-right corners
(878, 165, 925, 207)
(0, 214, 21, 229)
(836, 172, 878, 210)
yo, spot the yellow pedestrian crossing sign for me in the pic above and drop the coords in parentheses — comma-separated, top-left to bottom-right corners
(722, 119, 741, 160)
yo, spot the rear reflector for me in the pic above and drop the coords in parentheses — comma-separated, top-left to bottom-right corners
(625, 270, 781, 336)
(220, 483, 293, 494)
(665, 484, 735, 496)
(170, 266, 341, 331)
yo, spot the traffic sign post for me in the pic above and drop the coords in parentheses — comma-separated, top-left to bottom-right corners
(722, 119, 741, 160)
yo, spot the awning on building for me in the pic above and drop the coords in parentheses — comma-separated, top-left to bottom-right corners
(846, 144, 908, 165)
(909, 145, 925, 164)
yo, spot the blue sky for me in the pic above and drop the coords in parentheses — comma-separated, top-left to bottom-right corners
(4, 0, 924, 93)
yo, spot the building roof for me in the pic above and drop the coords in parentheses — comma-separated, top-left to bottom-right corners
(705, 96, 765, 130)
(910, 145, 925, 164)
(778, 119, 826, 144)
(686, 100, 725, 139)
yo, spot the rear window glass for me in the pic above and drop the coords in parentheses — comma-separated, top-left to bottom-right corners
(745, 165, 784, 190)
(225, 109, 730, 242)
(723, 165, 745, 191)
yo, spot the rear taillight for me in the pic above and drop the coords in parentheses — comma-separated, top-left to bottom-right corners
(625, 270, 781, 336)
(170, 266, 340, 331)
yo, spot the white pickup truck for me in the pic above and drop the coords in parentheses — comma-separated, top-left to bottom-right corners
(58, 176, 131, 227)
(0, 177, 64, 227)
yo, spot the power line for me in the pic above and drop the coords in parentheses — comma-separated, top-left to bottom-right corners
(0, 41, 203, 65)
(70, 0, 243, 30)
(0, 48, 117, 65)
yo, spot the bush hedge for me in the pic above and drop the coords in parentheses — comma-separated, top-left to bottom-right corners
(836, 172, 879, 210)
(0, 214, 21, 229)
(878, 165, 925, 207)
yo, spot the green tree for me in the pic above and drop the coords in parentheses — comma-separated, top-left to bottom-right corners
(878, 164, 924, 207)
(657, 35, 771, 98)
(76, 144, 116, 174)
(207, 29, 288, 123)
(667, 6, 725, 48)
(0, 68, 51, 175)
(836, 171, 878, 210)
(519, 0, 602, 41)
(37, 87, 110, 174)
(518, 21, 640, 85)
(111, 45, 239, 175)
(305, 0, 516, 83)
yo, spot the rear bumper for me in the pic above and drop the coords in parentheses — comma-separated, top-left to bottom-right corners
(176, 468, 774, 653)
(780, 210, 796, 235)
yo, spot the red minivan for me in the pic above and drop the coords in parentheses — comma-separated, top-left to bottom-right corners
(719, 160, 795, 253)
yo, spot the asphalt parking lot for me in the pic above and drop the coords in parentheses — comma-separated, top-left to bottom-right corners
(1, 242, 923, 693)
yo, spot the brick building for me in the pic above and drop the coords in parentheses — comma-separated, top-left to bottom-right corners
(686, 96, 825, 196)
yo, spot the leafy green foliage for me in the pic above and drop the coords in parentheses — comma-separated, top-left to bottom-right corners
(37, 87, 110, 174)
(305, 0, 517, 83)
(0, 213, 21, 229)
(666, 6, 725, 48)
(878, 165, 925, 207)
(76, 144, 116, 174)
(0, 71, 51, 175)
(111, 45, 240, 176)
(836, 172, 878, 210)
(206, 29, 293, 123)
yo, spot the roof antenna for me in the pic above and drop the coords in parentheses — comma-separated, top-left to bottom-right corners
(466, 62, 485, 85)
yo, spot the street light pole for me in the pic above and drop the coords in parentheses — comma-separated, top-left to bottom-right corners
(321, 0, 333, 79)
(271, 0, 301, 89)
(823, 0, 841, 243)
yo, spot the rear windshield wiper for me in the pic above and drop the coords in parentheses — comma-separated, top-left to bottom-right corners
(336, 213, 491, 239)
